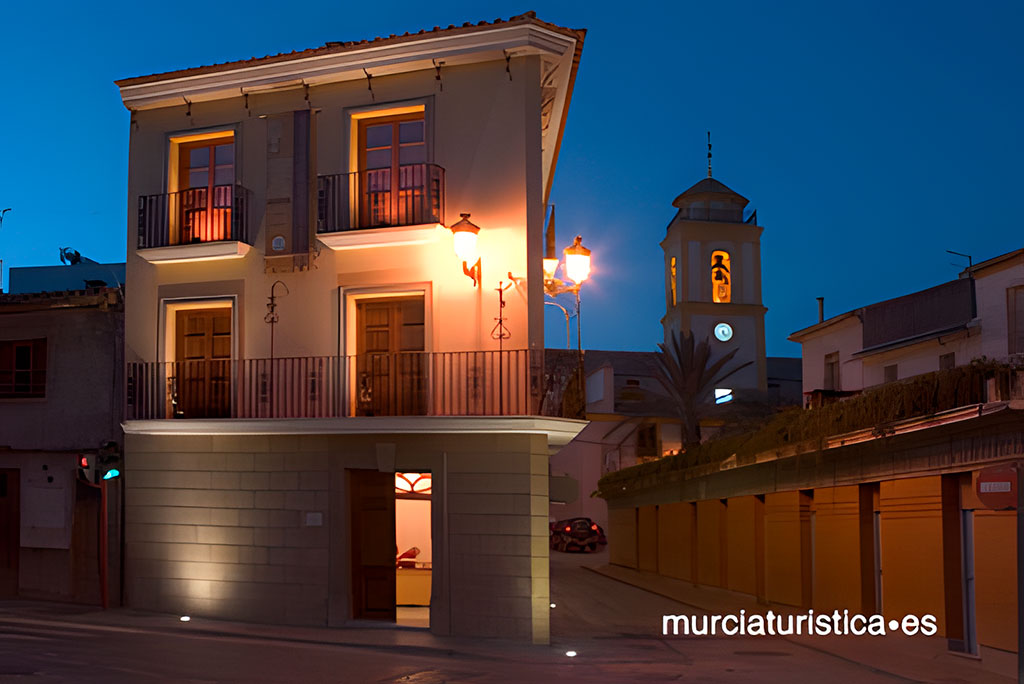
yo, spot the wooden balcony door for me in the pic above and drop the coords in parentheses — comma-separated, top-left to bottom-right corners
(355, 296, 425, 416)
(358, 114, 426, 227)
(175, 308, 232, 418)
(178, 137, 234, 243)
(0, 469, 19, 598)
(349, 469, 396, 621)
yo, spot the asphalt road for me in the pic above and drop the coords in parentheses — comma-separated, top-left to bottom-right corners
(0, 553, 922, 683)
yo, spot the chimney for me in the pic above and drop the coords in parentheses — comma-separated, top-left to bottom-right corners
(817, 297, 824, 323)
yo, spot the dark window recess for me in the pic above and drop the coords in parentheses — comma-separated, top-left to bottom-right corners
(883, 364, 898, 383)
(636, 424, 659, 462)
(939, 352, 956, 371)
(0, 339, 46, 398)
(823, 352, 840, 391)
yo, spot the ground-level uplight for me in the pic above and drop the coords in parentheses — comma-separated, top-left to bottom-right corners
(565, 650, 577, 658)
(550, 603, 556, 608)
(179, 616, 191, 622)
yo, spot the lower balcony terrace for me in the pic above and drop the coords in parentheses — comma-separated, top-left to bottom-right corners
(126, 350, 576, 420)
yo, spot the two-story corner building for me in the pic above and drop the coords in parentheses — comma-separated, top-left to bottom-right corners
(0, 272, 124, 606)
(789, 247, 1024, 400)
(115, 14, 587, 643)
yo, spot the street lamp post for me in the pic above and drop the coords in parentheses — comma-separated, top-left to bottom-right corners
(544, 234, 592, 416)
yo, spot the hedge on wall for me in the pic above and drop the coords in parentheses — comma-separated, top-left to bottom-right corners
(598, 360, 1019, 490)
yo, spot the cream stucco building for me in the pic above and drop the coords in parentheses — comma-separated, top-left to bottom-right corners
(790, 247, 1024, 398)
(117, 13, 586, 643)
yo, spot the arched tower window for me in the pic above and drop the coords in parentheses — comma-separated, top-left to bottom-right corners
(670, 257, 677, 306)
(711, 250, 731, 303)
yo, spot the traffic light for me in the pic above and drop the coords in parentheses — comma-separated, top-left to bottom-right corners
(78, 453, 94, 483)
(97, 442, 122, 482)
(78, 443, 122, 484)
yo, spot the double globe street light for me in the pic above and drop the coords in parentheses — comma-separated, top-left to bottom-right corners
(544, 233, 592, 412)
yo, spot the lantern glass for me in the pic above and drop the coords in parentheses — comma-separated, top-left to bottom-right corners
(563, 235, 591, 285)
(453, 230, 478, 264)
(543, 258, 559, 281)
(564, 253, 590, 284)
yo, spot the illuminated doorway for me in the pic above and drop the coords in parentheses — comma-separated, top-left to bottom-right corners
(395, 472, 431, 628)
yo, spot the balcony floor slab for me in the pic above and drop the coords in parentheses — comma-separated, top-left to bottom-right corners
(138, 241, 251, 264)
(317, 224, 444, 251)
(122, 415, 587, 449)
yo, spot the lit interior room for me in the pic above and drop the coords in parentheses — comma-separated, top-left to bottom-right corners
(395, 472, 431, 628)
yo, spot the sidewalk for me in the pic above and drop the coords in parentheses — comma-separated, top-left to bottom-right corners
(588, 563, 1014, 684)
(0, 599, 551, 664)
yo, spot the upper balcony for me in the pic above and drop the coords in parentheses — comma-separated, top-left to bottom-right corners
(137, 184, 252, 263)
(316, 163, 445, 250)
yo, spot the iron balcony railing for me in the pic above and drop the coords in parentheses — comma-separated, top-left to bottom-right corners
(317, 164, 444, 233)
(125, 350, 549, 420)
(138, 184, 251, 249)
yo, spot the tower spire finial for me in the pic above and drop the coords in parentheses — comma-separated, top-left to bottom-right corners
(707, 130, 712, 178)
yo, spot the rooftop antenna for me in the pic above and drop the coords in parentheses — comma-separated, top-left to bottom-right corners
(707, 131, 712, 178)
(946, 249, 973, 268)
(0, 208, 10, 230)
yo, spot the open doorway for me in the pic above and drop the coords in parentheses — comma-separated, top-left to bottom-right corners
(395, 472, 431, 628)
(0, 469, 19, 598)
(349, 469, 432, 627)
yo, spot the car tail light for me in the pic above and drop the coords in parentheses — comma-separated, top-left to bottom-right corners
(564, 526, 571, 532)
(591, 524, 598, 531)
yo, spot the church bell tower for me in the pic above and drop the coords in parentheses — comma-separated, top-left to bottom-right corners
(660, 140, 767, 393)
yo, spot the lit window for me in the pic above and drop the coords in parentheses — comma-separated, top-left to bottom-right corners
(670, 257, 677, 306)
(711, 250, 731, 303)
(395, 472, 431, 497)
(714, 388, 733, 404)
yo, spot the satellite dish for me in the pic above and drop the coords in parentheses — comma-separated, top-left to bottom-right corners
(59, 247, 82, 265)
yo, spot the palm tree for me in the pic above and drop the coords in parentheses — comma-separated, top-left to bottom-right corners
(655, 330, 752, 450)
(600, 330, 752, 465)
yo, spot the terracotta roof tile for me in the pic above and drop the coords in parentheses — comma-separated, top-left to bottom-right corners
(115, 12, 585, 88)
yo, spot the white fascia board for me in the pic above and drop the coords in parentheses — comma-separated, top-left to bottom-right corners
(540, 47, 576, 206)
(120, 25, 577, 111)
(122, 415, 589, 447)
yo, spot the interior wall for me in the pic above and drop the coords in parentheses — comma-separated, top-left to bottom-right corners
(396, 498, 432, 563)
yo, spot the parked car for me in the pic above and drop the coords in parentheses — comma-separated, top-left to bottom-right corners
(550, 517, 607, 553)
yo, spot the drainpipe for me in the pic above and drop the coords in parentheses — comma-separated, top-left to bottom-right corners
(817, 297, 824, 323)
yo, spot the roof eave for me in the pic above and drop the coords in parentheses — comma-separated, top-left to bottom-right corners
(787, 310, 861, 342)
(117, 22, 581, 111)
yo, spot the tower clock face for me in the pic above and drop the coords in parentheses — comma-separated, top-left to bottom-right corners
(714, 322, 733, 342)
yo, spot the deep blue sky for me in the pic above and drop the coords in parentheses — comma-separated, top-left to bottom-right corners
(2, 1, 1021, 357)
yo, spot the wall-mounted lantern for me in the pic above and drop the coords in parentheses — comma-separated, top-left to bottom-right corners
(450, 213, 481, 287)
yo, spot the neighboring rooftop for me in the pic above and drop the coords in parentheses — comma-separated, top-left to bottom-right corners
(0, 287, 122, 313)
(788, 279, 976, 355)
(7, 263, 125, 295)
